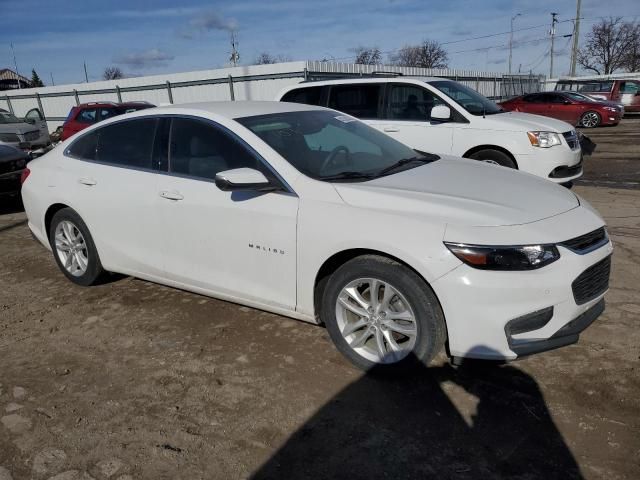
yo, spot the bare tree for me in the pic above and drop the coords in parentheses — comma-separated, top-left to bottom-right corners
(254, 52, 290, 65)
(577, 17, 640, 74)
(103, 66, 124, 80)
(389, 40, 448, 68)
(353, 46, 382, 65)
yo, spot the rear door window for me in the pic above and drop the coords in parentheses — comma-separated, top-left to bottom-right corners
(99, 108, 118, 121)
(76, 108, 98, 124)
(95, 118, 157, 169)
(328, 84, 381, 119)
(281, 87, 323, 106)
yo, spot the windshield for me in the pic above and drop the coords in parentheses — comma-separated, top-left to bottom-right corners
(429, 80, 503, 115)
(0, 112, 24, 124)
(237, 110, 438, 181)
(564, 92, 595, 102)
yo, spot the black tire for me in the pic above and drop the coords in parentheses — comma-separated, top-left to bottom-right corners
(320, 255, 446, 372)
(48, 208, 105, 286)
(579, 111, 601, 128)
(469, 149, 517, 169)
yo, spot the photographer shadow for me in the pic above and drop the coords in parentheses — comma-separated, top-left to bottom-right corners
(251, 350, 583, 480)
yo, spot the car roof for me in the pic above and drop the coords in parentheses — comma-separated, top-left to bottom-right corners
(151, 100, 329, 119)
(287, 76, 446, 88)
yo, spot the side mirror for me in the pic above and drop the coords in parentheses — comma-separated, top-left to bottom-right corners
(214, 168, 277, 192)
(563, 99, 571, 105)
(24, 117, 36, 124)
(430, 105, 451, 122)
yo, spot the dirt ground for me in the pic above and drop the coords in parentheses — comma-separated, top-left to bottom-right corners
(1, 119, 639, 480)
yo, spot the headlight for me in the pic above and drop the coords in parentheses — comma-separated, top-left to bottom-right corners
(604, 106, 617, 112)
(0, 133, 20, 143)
(527, 131, 562, 148)
(444, 242, 560, 270)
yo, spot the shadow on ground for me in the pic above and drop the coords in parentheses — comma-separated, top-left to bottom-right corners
(251, 354, 583, 480)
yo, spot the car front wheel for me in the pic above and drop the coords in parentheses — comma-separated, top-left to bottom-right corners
(48, 208, 105, 286)
(321, 255, 446, 372)
(580, 111, 601, 128)
(468, 149, 517, 169)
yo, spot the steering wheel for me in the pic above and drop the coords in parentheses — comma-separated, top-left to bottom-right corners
(320, 145, 351, 173)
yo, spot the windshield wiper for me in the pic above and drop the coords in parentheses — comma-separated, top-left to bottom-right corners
(376, 155, 438, 177)
(319, 171, 377, 182)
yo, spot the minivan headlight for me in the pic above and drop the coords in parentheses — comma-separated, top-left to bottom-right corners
(527, 131, 562, 148)
(444, 242, 560, 270)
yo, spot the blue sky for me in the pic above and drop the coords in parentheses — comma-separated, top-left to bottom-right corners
(1, 0, 639, 85)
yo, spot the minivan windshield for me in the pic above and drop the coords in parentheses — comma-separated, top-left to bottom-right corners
(237, 110, 438, 182)
(429, 80, 503, 116)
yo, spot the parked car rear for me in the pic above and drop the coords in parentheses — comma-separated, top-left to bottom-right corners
(61, 101, 155, 140)
(499, 92, 622, 128)
(0, 144, 29, 200)
(554, 78, 640, 113)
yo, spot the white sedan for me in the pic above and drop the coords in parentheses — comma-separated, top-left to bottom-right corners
(21, 101, 613, 371)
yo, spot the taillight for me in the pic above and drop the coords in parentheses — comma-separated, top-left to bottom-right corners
(20, 168, 31, 185)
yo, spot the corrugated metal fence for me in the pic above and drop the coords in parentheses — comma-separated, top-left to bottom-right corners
(1, 61, 543, 131)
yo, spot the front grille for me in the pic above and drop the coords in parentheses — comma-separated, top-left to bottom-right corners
(24, 131, 39, 141)
(572, 256, 611, 305)
(560, 227, 608, 253)
(549, 160, 583, 179)
(562, 130, 580, 150)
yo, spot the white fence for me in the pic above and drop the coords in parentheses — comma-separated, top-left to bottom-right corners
(1, 61, 543, 131)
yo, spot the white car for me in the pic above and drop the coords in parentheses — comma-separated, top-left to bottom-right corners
(277, 77, 583, 183)
(21, 101, 612, 371)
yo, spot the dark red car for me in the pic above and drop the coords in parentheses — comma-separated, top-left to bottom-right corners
(61, 101, 155, 140)
(499, 92, 622, 128)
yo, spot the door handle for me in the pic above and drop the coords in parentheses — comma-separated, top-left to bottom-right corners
(78, 178, 97, 186)
(159, 190, 184, 201)
(383, 127, 400, 132)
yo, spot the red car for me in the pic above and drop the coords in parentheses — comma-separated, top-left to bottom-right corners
(61, 101, 155, 140)
(500, 92, 622, 128)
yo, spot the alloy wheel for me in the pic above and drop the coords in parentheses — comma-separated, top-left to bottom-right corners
(335, 278, 418, 364)
(54, 220, 89, 277)
(581, 112, 600, 128)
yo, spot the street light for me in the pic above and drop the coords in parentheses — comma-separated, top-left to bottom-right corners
(508, 13, 522, 75)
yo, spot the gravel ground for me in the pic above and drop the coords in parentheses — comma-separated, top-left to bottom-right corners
(0, 120, 639, 479)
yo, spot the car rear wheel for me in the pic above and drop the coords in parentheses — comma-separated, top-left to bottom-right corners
(468, 149, 517, 169)
(48, 208, 105, 286)
(321, 255, 446, 372)
(580, 111, 601, 128)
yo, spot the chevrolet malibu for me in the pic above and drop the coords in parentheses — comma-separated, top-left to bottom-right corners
(21, 102, 613, 371)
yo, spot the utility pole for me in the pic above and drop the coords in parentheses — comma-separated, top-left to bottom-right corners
(508, 13, 522, 75)
(569, 0, 582, 77)
(10, 43, 21, 89)
(229, 31, 240, 67)
(83, 61, 89, 83)
(549, 12, 558, 78)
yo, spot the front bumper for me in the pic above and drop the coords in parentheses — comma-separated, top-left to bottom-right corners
(433, 222, 614, 361)
(514, 145, 582, 183)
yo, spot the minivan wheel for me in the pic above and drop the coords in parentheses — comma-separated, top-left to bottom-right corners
(321, 255, 446, 372)
(49, 208, 105, 286)
(580, 111, 601, 128)
(469, 149, 517, 169)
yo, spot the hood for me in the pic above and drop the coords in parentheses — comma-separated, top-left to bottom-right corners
(479, 111, 575, 133)
(333, 157, 579, 227)
(0, 121, 39, 135)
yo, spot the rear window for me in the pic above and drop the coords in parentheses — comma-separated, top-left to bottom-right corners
(619, 81, 639, 94)
(579, 82, 613, 93)
(281, 87, 323, 106)
(67, 118, 157, 169)
(328, 84, 381, 119)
